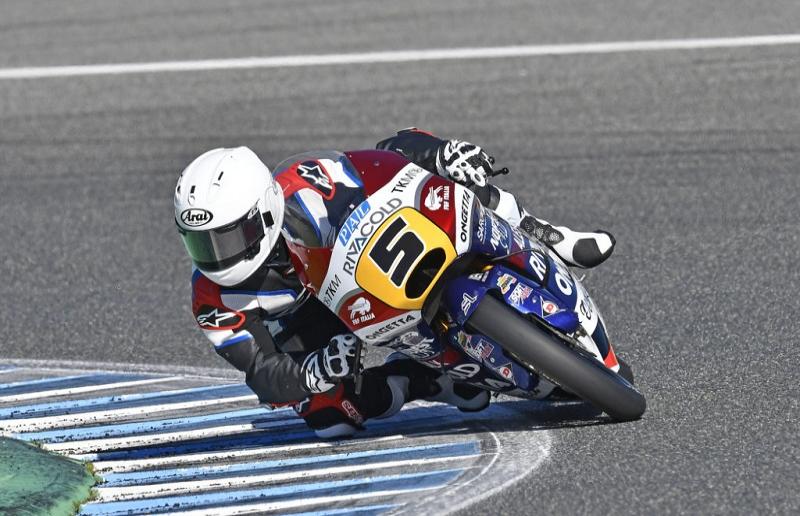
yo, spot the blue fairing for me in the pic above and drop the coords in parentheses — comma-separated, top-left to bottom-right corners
(435, 202, 612, 396)
(443, 266, 580, 338)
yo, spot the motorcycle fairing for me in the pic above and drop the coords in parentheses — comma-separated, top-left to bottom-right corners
(314, 160, 480, 344)
(443, 261, 614, 370)
(281, 149, 619, 399)
(472, 204, 610, 347)
(275, 151, 367, 250)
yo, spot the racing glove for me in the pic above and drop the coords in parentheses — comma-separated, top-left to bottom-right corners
(436, 139, 494, 188)
(300, 334, 360, 394)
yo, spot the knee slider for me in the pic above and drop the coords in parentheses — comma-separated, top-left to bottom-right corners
(375, 376, 410, 419)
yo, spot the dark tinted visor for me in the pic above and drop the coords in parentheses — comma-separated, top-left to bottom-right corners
(178, 208, 266, 271)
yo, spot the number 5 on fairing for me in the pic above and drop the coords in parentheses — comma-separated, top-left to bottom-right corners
(356, 207, 457, 310)
(367, 217, 424, 286)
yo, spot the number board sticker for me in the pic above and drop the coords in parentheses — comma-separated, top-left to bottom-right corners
(355, 207, 457, 310)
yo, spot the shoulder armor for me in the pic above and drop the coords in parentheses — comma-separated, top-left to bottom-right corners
(191, 270, 246, 332)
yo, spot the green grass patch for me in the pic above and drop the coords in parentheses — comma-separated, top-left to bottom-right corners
(0, 437, 96, 515)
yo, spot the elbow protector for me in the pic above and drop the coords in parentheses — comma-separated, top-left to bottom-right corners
(214, 331, 258, 373)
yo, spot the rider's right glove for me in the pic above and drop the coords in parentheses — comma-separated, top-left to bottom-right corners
(301, 334, 359, 394)
(436, 139, 494, 188)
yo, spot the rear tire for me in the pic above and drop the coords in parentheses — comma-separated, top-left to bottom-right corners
(468, 295, 646, 422)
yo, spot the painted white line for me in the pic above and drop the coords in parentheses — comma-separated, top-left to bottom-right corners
(21, 407, 278, 444)
(91, 434, 405, 473)
(442, 431, 552, 515)
(1, 34, 799, 80)
(0, 383, 248, 418)
(94, 454, 482, 502)
(0, 394, 257, 432)
(0, 359, 239, 380)
(404, 400, 554, 516)
(0, 374, 96, 390)
(167, 487, 441, 516)
(90, 486, 441, 516)
(100, 441, 476, 487)
(44, 417, 302, 454)
(0, 376, 180, 403)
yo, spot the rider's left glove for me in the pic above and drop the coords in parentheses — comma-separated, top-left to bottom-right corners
(436, 139, 493, 188)
(301, 334, 359, 394)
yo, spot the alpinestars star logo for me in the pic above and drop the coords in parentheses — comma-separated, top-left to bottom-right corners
(296, 161, 334, 198)
(196, 307, 241, 329)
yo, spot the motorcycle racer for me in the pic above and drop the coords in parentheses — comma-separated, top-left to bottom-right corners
(174, 130, 616, 438)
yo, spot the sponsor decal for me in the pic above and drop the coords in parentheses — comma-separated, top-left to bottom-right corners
(338, 201, 371, 246)
(392, 332, 438, 360)
(364, 313, 418, 341)
(296, 161, 334, 198)
(347, 296, 375, 325)
(322, 273, 341, 306)
(459, 191, 471, 243)
(483, 377, 513, 390)
(476, 212, 487, 242)
(424, 185, 450, 211)
(446, 363, 481, 381)
(579, 299, 594, 319)
(553, 261, 574, 296)
(468, 271, 489, 282)
(509, 283, 533, 305)
(528, 250, 548, 284)
(496, 273, 517, 294)
(496, 363, 514, 381)
(340, 399, 364, 424)
(180, 208, 213, 227)
(390, 167, 423, 193)
(542, 299, 560, 315)
(464, 338, 494, 361)
(196, 306, 243, 329)
(490, 217, 510, 251)
(342, 198, 402, 276)
(461, 292, 478, 315)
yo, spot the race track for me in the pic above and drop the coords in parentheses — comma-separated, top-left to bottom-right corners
(1, 1, 799, 514)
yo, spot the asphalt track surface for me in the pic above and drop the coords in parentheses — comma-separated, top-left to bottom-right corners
(1, 1, 799, 514)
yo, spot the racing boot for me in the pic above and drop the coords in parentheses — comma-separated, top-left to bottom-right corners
(432, 137, 615, 269)
(376, 352, 490, 418)
(489, 185, 616, 269)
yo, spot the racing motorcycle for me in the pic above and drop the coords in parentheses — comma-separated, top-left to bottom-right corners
(274, 150, 645, 421)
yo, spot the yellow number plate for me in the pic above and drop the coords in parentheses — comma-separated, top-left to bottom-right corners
(356, 208, 456, 310)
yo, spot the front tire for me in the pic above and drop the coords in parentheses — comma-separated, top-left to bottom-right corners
(467, 295, 646, 422)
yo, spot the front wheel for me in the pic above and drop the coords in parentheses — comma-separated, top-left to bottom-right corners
(467, 295, 646, 422)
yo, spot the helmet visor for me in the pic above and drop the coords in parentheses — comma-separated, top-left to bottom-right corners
(178, 207, 267, 272)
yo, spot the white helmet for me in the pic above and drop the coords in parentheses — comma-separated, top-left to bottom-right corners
(174, 147, 285, 286)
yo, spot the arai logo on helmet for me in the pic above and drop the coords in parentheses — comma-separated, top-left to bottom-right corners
(181, 208, 214, 227)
